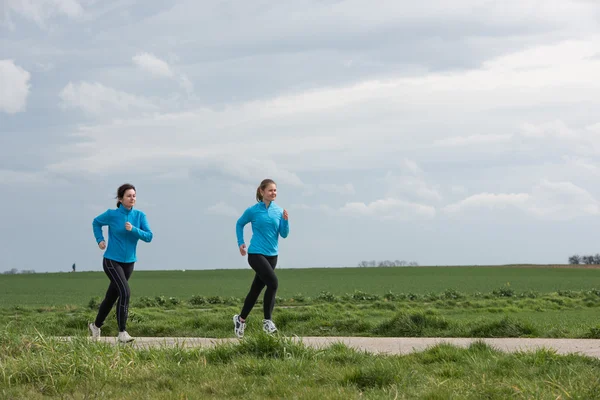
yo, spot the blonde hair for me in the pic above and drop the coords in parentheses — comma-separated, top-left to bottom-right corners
(256, 179, 276, 202)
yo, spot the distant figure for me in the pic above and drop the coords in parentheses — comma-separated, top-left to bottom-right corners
(233, 178, 290, 338)
(72, 263, 76, 272)
(88, 183, 153, 344)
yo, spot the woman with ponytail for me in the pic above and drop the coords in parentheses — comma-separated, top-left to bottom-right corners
(89, 183, 153, 343)
(233, 178, 289, 338)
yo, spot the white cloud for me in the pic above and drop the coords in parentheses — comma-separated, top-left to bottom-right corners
(403, 159, 422, 174)
(2, 0, 83, 28)
(132, 52, 174, 78)
(44, 38, 600, 194)
(443, 193, 530, 214)
(517, 120, 600, 156)
(59, 82, 157, 116)
(0, 60, 31, 114)
(520, 120, 576, 139)
(317, 183, 355, 195)
(434, 134, 513, 147)
(132, 52, 193, 93)
(340, 198, 436, 220)
(205, 202, 238, 217)
(562, 156, 600, 175)
(443, 180, 600, 220)
(382, 168, 442, 203)
(527, 180, 600, 219)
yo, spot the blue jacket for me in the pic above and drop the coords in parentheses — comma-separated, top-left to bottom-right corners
(93, 206, 153, 263)
(236, 201, 289, 256)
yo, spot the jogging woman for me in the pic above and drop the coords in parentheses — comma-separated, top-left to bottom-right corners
(88, 183, 153, 343)
(233, 178, 289, 338)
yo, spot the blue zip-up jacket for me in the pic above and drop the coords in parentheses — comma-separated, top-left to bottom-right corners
(92, 206, 153, 263)
(236, 201, 289, 256)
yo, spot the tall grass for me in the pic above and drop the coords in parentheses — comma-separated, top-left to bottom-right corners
(3, 288, 600, 339)
(1, 330, 600, 399)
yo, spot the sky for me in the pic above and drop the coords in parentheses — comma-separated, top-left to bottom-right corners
(1, 0, 600, 273)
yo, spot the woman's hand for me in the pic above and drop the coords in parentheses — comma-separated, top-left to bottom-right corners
(239, 244, 247, 256)
(98, 241, 106, 250)
(283, 209, 289, 220)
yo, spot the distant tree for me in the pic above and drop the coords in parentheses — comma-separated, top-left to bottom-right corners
(594, 254, 600, 265)
(582, 255, 596, 265)
(568, 255, 581, 265)
(358, 259, 419, 267)
(4, 268, 19, 275)
(21, 269, 36, 274)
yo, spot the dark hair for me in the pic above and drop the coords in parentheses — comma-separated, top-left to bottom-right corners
(256, 179, 276, 202)
(116, 183, 136, 207)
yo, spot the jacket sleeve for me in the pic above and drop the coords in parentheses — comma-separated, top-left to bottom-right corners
(132, 212, 153, 243)
(236, 207, 252, 246)
(92, 210, 111, 243)
(279, 214, 289, 238)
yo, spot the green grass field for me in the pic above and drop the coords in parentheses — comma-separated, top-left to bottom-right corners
(3, 266, 600, 398)
(1, 266, 599, 307)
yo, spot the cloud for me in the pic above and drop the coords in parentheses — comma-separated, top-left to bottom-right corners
(562, 156, 600, 175)
(42, 38, 600, 191)
(443, 193, 530, 214)
(519, 120, 576, 139)
(59, 82, 158, 116)
(434, 134, 513, 147)
(517, 120, 600, 156)
(443, 180, 600, 220)
(317, 183, 355, 195)
(205, 202, 238, 217)
(340, 198, 436, 220)
(381, 163, 442, 202)
(527, 180, 600, 219)
(0, 169, 69, 186)
(0, 60, 31, 114)
(132, 52, 193, 93)
(2, 0, 83, 28)
(132, 52, 174, 78)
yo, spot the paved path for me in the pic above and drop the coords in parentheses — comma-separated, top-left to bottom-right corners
(75, 336, 600, 358)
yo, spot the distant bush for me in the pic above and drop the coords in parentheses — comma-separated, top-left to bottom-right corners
(492, 287, 514, 298)
(316, 291, 337, 302)
(347, 291, 380, 301)
(189, 295, 207, 305)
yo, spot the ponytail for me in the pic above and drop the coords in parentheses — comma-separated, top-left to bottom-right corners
(256, 178, 276, 202)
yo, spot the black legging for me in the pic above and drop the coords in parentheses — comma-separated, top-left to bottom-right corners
(94, 257, 134, 332)
(240, 254, 278, 320)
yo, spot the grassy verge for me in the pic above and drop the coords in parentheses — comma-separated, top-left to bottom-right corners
(3, 288, 600, 339)
(1, 331, 600, 399)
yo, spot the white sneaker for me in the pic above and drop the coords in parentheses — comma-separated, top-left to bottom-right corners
(88, 323, 101, 340)
(263, 319, 277, 334)
(118, 331, 135, 343)
(233, 315, 246, 338)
